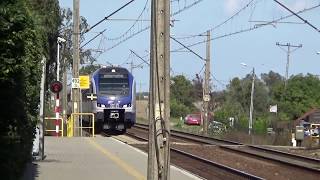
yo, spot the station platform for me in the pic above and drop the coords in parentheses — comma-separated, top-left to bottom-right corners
(22, 136, 202, 180)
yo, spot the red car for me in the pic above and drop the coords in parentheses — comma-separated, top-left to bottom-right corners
(184, 114, 201, 125)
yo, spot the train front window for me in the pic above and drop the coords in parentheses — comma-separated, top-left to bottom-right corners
(99, 74, 130, 96)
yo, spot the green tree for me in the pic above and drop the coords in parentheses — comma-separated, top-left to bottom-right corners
(0, 0, 60, 179)
(80, 64, 101, 75)
(191, 73, 203, 101)
(171, 75, 195, 105)
(59, 8, 96, 69)
(261, 71, 284, 104)
(170, 75, 197, 117)
(27, 0, 61, 84)
(275, 74, 320, 120)
(214, 74, 269, 132)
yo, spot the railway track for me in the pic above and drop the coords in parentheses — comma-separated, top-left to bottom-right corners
(125, 127, 264, 180)
(133, 123, 240, 145)
(130, 123, 320, 174)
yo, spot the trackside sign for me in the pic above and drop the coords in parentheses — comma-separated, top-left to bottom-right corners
(79, 75, 90, 89)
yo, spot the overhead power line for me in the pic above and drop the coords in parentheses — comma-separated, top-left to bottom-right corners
(211, 74, 226, 87)
(83, 0, 135, 34)
(130, 49, 150, 65)
(81, 29, 106, 49)
(273, 0, 320, 33)
(106, 18, 151, 21)
(276, 42, 302, 89)
(170, 36, 205, 61)
(106, 0, 149, 41)
(102, 0, 205, 52)
(249, 20, 305, 25)
(203, 0, 257, 35)
(168, 0, 258, 42)
(171, 0, 205, 16)
(172, 3, 320, 52)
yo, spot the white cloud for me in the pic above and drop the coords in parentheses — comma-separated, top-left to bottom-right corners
(291, 0, 307, 12)
(277, 0, 308, 12)
(225, 0, 241, 15)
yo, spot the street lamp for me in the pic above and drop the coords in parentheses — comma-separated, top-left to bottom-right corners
(57, 37, 66, 81)
(241, 63, 255, 135)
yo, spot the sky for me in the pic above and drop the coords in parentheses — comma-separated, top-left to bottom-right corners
(59, 0, 320, 92)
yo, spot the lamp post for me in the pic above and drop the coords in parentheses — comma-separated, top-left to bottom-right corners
(241, 63, 255, 135)
(57, 37, 66, 81)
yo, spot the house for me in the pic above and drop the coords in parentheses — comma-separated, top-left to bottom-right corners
(294, 108, 320, 127)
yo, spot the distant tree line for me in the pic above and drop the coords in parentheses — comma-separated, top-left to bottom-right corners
(211, 72, 320, 133)
(170, 72, 320, 134)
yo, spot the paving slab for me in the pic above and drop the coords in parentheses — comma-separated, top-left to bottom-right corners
(22, 136, 202, 180)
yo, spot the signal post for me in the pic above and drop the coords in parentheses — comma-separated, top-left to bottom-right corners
(50, 81, 63, 136)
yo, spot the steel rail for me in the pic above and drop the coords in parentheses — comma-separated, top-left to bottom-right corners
(134, 123, 240, 145)
(219, 145, 320, 173)
(133, 123, 320, 173)
(125, 129, 264, 180)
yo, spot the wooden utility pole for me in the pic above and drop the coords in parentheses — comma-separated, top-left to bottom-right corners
(203, 31, 211, 136)
(148, 0, 170, 179)
(72, 0, 80, 136)
(276, 42, 302, 88)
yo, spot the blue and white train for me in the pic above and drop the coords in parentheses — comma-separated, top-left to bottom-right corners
(81, 66, 136, 133)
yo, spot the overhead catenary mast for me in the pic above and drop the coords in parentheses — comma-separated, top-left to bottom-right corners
(203, 31, 211, 136)
(72, 0, 80, 136)
(148, 0, 171, 179)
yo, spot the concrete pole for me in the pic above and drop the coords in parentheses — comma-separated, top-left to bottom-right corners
(203, 31, 210, 136)
(39, 57, 46, 159)
(72, 0, 80, 136)
(249, 68, 255, 135)
(148, 0, 170, 179)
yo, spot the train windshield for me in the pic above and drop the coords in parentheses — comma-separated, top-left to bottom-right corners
(99, 74, 130, 96)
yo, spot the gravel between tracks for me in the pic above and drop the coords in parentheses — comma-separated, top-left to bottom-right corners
(263, 146, 320, 159)
(131, 144, 319, 180)
(128, 127, 320, 179)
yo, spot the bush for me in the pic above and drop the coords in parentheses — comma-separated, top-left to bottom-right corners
(0, 0, 59, 178)
(253, 117, 268, 134)
(170, 98, 192, 118)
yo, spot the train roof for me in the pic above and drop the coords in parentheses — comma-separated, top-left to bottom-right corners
(92, 66, 131, 76)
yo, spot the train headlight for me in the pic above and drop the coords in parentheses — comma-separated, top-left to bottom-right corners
(123, 103, 131, 108)
(101, 104, 106, 108)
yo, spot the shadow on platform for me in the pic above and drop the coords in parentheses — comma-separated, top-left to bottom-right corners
(20, 162, 39, 180)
